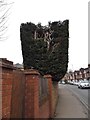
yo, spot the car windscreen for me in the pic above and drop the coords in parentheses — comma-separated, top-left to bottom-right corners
(81, 81, 89, 83)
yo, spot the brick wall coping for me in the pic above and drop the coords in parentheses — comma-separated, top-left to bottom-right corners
(0, 58, 13, 70)
(44, 74, 52, 78)
(24, 69, 40, 75)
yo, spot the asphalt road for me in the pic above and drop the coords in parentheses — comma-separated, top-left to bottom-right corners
(65, 84, 90, 111)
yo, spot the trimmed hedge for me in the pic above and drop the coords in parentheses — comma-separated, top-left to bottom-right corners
(20, 20, 69, 82)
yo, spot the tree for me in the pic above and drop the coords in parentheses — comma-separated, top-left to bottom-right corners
(20, 20, 69, 82)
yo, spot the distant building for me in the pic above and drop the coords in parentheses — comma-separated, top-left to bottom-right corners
(14, 63, 23, 70)
(88, 64, 90, 79)
(62, 65, 90, 81)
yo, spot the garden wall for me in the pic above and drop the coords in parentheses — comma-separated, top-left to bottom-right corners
(0, 58, 58, 119)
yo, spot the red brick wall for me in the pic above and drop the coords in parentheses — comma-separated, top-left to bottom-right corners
(0, 59, 13, 118)
(44, 75, 59, 118)
(10, 70, 25, 118)
(39, 99, 49, 118)
(0, 59, 58, 119)
(52, 82, 58, 115)
(24, 69, 40, 118)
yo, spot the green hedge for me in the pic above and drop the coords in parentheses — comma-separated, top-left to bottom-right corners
(20, 20, 69, 82)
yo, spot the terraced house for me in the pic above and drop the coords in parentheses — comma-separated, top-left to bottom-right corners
(63, 64, 90, 81)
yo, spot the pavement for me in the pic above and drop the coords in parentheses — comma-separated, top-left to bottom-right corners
(54, 84, 88, 118)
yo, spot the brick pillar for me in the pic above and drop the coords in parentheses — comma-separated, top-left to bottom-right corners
(52, 81, 59, 115)
(24, 69, 40, 118)
(44, 75, 53, 118)
(0, 58, 13, 119)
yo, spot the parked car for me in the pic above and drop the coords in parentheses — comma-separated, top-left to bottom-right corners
(78, 80, 90, 89)
(58, 81, 62, 84)
(74, 81, 79, 86)
(69, 80, 74, 85)
(62, 81, 65, 84)
(69, 80, 78, 85)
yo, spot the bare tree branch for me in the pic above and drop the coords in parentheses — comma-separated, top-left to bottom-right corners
(0, 0, 14, 41)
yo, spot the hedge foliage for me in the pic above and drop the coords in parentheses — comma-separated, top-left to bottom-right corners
(20, 20, 69, 82)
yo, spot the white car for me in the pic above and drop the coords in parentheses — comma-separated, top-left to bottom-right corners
(62, 81, 65, 84)
(74, 81, 79, 86)
(78, 80, 90, 89)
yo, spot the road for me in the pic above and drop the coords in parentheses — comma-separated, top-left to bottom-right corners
(65, 84, 90, 110)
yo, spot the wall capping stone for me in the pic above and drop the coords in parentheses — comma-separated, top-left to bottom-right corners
(44, 74, 52, 78)
(0, 58, 13, 70)
(24, 69, 40, 75)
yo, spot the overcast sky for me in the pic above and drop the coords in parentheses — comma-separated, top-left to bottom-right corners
(0, 0, 89, 71)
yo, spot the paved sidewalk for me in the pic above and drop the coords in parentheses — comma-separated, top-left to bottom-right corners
(54, 84, 88, 118)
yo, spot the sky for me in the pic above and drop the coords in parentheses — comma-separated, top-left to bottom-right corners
(0, 0, 89, 71)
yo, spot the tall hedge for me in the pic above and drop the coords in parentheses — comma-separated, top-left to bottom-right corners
(20, 20, 69, 82)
